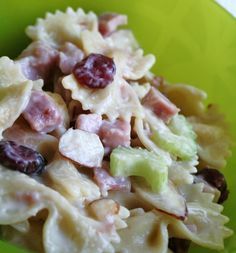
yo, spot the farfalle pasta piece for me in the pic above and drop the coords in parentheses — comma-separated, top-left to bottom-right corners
(0, 57, 26, 88)
(26, 8, 98, 48)
(44, 159, 101, 205)
(0, 166, 120, 253)
(0, 83, 32, 138)
(81, 30, 155, 80)
(111, 48, 155, 80)
(191, 121, 231, 169)
(188, 104, 231, 169)
(122, 49, 155, 80)
(161, 83, 207, 117)
(132, 179, 187, 221)
(62, 74, 143, 121)
(108, 30, 139, 52)
(168, 203, 233, 250)
(114, 211, 169, 253)
(81, 30, 107, 55)
(178, 183, 221, 211)
(167, 182, 233, 250)
(168, 159, 198, 186)
(0, 57, 38, 138)
(162, 82, 231, 168)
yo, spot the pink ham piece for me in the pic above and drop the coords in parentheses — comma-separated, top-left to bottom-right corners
(23, 90, 62, 133)
(75, 115, 131, 152)
(75, 114, 102, 134)
(99, 119, 131, 153)
(17, 41, 58, 81)
(98, 13, 127, 36)
(58, 42, 84, 75)
(142, 87, 179, 122)
(94, 167, 131, 196)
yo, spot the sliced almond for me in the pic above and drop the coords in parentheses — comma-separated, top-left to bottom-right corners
(59, 128, 104, 167)
(88, 199, 120, 221)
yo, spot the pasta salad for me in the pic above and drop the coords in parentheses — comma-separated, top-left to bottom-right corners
(0, 8, 233, 253)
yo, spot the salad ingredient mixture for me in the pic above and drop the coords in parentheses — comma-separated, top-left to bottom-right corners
(0, 7, 233, 253)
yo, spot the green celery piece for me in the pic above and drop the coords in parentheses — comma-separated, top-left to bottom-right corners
(110, 147, 168, 192)
(151, 115, 197, 160)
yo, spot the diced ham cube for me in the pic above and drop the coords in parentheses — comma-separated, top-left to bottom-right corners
(99, 13, 127, 37)
(58, 42, 84, 75)
(75, 114, 102, 134)
(99, 119, 131, 153)
(142, 87, 179, 122)
(17, 41, 58, 81)
(93, 167, 131, 196)
(23, 90, 62, 133)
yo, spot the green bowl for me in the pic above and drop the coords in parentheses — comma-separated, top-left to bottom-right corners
(0, 0, 235, 252)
